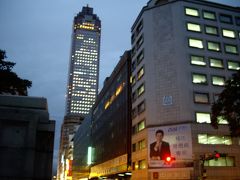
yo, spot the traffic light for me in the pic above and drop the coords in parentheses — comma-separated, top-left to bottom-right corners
(164, 156, 176, 163)
(214, 151, 220, 159)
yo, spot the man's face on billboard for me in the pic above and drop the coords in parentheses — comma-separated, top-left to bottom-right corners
(156, 132, 163, 142)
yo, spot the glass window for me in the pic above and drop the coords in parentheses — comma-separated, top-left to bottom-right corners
(192, 73, 207, 84)
(224, 44, 238, 54)
(136, 20, 143, 34)
(185, 7, 199, 17)
(187, 22, 201, 32)
(194, 92, 209, 103)
(138, 120, 145, 131)
(137, 66, 144, 80)
(196, 112, 211, 123)
(137, 84, 145, 96)
(139, 159, 146, 169)
(203, 11, 216, 20)
(137, 50, 144, 64)
(198, 134, 232, 145)
(139, 139, 146, 150)
(207, 41, 221, 52)
(236, 17, 240, 26)
(138, 101, 145, 114)
(227, 61, 240, 70)
(131, 75, 136, 86)
(190, 55, 206, 66)
(219, 14, 233, 24)
(132, 143, 136, 152)
(217, 116, 228, 124)
(132, 91, 137, 102)
(212, 76, 225, 86)
(189, 38, 204, 49)
(132, 108, 137, 119)
(205, 157, 235, 167)
(136, 35, 144, 49)
(131, 33, 135, 44)
(222, 29, 236, 38)
(205, 26, 218, 35)
(209, 58, 224, 68)
(131, 61, 136, 72)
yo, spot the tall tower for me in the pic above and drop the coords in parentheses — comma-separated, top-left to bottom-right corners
(66, 5, 101, 116)
(58, 5, 101, 180)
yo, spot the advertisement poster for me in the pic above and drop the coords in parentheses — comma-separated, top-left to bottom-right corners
(148, 124, 192, 168)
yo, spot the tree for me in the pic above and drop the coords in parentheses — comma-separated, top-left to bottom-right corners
(0, 49, 32, 96)
(211, 70, 240, 137)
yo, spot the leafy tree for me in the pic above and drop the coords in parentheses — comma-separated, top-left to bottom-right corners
(211, 70, 240, 137)
(0, 49, 32, 96)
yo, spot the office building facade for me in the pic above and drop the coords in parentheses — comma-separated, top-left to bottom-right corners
(58, 5, 101, 180)
(130, 0, 240, 179)
(72, 51, 132, 179)
(66, 5, 101, 116)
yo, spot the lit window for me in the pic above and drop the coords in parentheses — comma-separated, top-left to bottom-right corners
(224, 44, 238, 54)
(207, 41, 221, 52)
(205, 157, 235, 167)
(222, 29, 236, 38)
(198, 134, 232, 145)
(185, 7, 199, 17)
(192, 73, 207, 84)
(190, 55, 206, 66)
(138, 159, 146, 169)
(137, 67, 144, 80)
(138, 120, 145, 131)
(227, 61, 240, 70)
(196, 112, 211, 123)
(187, 22, 201, 32)
(203, 11, 216, 20)
(139, 139, 146, 150)
(131, 76, 136, 86)
(217, 116, 228, 124)
(209, 58, 224, 68)
(137, 84, 145, 96)
(212, 76, 225, 86)
(219, 14, 233, 24)
(194, 92, 209, 103)
(205, 25, 218, 35)
(189, 38, 204, 49)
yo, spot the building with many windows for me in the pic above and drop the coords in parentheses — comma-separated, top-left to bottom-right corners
(130, 0, 240, 179)
(66, 5, 101, 116)
(72, 51, 132, 179)
(58, 5, 101, 180)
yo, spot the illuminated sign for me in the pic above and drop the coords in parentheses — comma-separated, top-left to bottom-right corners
(87, 146, 93, 165)
(148, 124, 192, 168)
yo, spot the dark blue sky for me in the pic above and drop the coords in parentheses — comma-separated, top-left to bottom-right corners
(0, 0, 239, 173)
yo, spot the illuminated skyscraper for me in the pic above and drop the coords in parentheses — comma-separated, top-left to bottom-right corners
(66, 5, 101, 116)
(58, 6, 101, 179)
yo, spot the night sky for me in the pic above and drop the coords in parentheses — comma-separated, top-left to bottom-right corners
(0, 0, 239, 174)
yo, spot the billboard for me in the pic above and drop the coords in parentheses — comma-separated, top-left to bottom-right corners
(148, 124, 192, 168)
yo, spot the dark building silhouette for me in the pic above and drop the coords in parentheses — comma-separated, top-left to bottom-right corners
(0, 95, 55, 180)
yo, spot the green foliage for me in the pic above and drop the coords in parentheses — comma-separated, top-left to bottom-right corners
(211, 71, 240, 137)
(0, 49, 32, 96)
